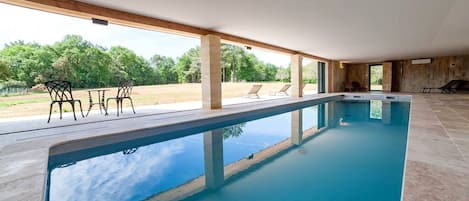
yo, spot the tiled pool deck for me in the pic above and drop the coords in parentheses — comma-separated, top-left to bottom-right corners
(0, 93, 468, 201)
(403, 94, 469, 201)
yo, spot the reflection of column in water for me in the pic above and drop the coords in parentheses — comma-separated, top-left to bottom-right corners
(203, 129, 224, 189)
(327, 102, 340, 128)
(291, 110, 303, 145)
(382, 101, 391, 125)
(318, 103, 326, 129)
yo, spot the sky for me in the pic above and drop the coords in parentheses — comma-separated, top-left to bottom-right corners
(0, 3, 293, 67)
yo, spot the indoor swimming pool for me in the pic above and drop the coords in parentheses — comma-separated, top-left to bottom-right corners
(46, 99, 410, 201)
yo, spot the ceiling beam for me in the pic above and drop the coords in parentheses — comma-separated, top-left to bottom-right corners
(1, 0, 329, 62)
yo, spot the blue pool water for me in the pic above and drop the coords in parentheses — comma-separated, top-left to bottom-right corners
(46, 100, 410, 201)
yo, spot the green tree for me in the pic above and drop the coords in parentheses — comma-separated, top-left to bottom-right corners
(220, 44, 282, 82)
(263, 63, 278, 81)
(221, 44, 246, 82)
(276, 66, 290, 82)
(108, 46, 154, 85)
(0, 60, 10, 81)
(175, 47, 201, 83)
(51, 35, 112, 87)
(0, 34, 288, 89)
(302, 62, 318, 83)
(0, 41, 56, 86)
(370, 65, 383, 85)
(150, 54, 177, 84)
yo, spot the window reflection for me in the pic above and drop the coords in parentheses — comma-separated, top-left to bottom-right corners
(369, 100, 383, 119)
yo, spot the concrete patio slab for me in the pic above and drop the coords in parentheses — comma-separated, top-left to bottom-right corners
(0, 95, 289, 135)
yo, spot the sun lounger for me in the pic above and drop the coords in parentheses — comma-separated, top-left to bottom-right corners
(274, 84, 291, 96)
(422, 80, 465, 93)
(453, 80, 469, 93)
(245, 84, 262, 98)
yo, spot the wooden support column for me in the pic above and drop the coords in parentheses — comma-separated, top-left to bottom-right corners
(201, 34, 222, 109)
(291, 54, 303, 98)
(203, 129, 224, 189)
(382, 62, 392, 92)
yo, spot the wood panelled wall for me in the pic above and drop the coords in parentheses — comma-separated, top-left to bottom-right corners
(345, 63, 369, 90)
(328, 61, 346, 92)
(382, 62, 392, 92)
(339, 55, 469, 92)
(392, 55, 469, 92)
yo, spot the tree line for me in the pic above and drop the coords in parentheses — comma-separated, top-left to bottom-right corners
(0, 35, 293, 88)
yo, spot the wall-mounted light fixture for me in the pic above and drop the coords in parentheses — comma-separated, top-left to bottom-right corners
(92, 18, 108, 26)
(245, 46, 252, 50)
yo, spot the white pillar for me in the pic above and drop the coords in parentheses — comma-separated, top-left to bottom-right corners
(201, 34, 222, 109)
(291, 54, 303, 98)
(203, 129, 224, 189)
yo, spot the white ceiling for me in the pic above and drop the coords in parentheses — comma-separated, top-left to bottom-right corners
(78, 0, 469, 62)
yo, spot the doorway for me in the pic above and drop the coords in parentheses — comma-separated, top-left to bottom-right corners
(369, 64, 383, 91)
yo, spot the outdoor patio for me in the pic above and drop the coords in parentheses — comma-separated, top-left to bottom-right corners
(0, 92, 319, 135)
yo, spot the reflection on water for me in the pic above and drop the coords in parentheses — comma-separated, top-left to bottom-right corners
(47, 105, 320, 201)
(47, 100, 410, 201)
(222, 123, 245, 139)
(187, 100, 410, 201)
(49, 135, 203, 201)
(370, 100, 383, 119)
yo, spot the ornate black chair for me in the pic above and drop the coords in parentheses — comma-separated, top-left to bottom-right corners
(106, 80, 136, 116)
(45, 80, 84, 123)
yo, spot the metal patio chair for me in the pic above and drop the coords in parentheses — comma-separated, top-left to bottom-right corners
(105, 80, 136, 116)
(45, 80, 84, 123)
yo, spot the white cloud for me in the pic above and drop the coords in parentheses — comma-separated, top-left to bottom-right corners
(49, 139, 187, 201)
(249, 48, 290, 67)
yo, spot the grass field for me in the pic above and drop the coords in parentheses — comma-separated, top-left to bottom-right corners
(0, 82, 317, 119)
